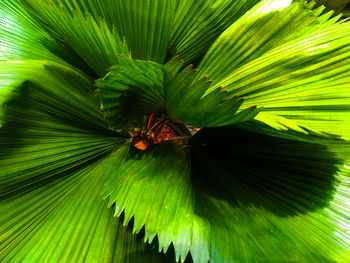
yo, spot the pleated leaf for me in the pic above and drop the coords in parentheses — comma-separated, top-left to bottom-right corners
(104, 142, 194, 262)
(309, 0, 349, 15)
(0, 1, 66, 63)
(102, 126, 350, 262)
(17, 0, 260, 65)
(0, 61, 31, 125)
(108, 0, 176, 63)
(216, 23, 350, 139)
(0, 155, 168, 263)
(96, 56, 260, 129)
(164, 59, 261, 127)
(168, 0, 261, 64)
(95, 56, 165, 130)
(196, 0, 350, 139)
(198, 0, 340, 84)
(2, 1, 349, 263)
(0, 60, 167, 262)
(189, 126, 350, 262)
(23, 0, 130, 76)
(0, 160, 112, 263)
(0, 60, 125, 195)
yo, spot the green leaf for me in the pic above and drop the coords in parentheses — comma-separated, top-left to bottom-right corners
(95, 56, 165, 129)
(0, 62, 26, 126)
(218, 22, 350, 139)
(0, 59, 86, 126)
(196, 0, 350, 139)
(96, 56, 260, 129)
(0, 160, 111, 262)
(0, 1, 67, 63)
(103, 142, 195, 262)
(109, 0, 176, 63)
(102, 126, 350, 263)
(22, 0, 130, 76)
(164, 60, 261, 127)
(0, 60, 168, 262)
(19, 0, 175, 63)
(189, 126, 350, 262)
(0, 154, 168, 263)
(198, 0, 340, 84)
(0, 60, 125, 195)
(308, 0, 349, 15)
(44, 0, 176, 63)
(168, 0, 261, 64)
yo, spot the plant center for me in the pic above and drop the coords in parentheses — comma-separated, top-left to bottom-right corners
(130, 114, 192, 150)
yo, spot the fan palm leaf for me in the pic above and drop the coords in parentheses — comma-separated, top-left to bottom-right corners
(1, 0, 350, 262)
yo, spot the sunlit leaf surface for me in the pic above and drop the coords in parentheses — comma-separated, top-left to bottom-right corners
(0, 0, 350, 262)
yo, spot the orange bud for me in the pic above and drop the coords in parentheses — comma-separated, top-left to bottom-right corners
(134, 139, 149, 150)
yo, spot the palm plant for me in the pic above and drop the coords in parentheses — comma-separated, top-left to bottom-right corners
(1, 0, 350, 262)
(309, 0, 349, 15)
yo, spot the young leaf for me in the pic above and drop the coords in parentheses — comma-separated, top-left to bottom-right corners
(96, 56, 260, 129)
(164, 62, 261, 127)
(96, 56, 165, 129)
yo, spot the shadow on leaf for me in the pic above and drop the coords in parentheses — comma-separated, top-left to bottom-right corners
(190, 126, 341, 219)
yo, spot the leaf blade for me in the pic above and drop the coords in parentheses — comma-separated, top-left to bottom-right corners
(101, 126, 350, 263)
(22, 0, 130, 76)
(168, 0, 261, 64)
(0, 60, 125, 195)
(111, 0, 176, 63)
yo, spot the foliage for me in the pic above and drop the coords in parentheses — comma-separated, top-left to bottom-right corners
(0, 0, 350, 262)
(308, 0, 349, 15)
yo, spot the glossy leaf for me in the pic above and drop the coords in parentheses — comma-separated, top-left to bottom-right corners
(197, 0, 350, 139)
(198, 0, 340, 84)
(23, 0, 130, 76)
(0, 61, 29, 126)
(110, 0, 176, 63)
(308, 0, 349, 15)
(0, 60, 124, 195)
(1, 0, 350, 262)
(218, 23, 350, 139)
(0, 155, 168, 263)
(167, 0, 261, 64)
(95, 56, 165, 129)
(164, 59, 261, 127)
(96, 56, 260, 129)
(102, 126, 350, 263)
(0, 60, 167, 262)
(189, 126, 350, 262)
(0, 1, 66, 63)
(104, 142, 193, 262)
